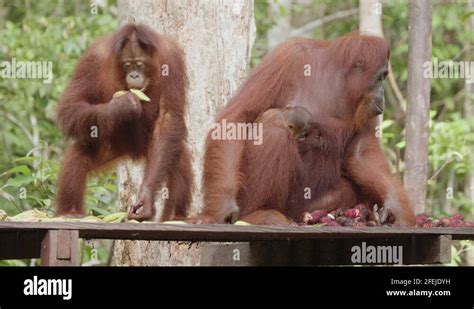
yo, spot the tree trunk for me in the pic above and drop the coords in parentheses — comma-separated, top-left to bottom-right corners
(111, 0, 255, 266)
(403, 0, 432, 215)
(359, 0, 383, 36)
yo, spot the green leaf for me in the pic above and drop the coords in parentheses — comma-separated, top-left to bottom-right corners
(89, 206, 112, 216)
(279, 5, 288, 17)
(13, 157, 36, 163)
(3, 175, 34, 188)
(381, 120, 394, 130)
(25, 196, 48, 207)
(461, 11, 474, 23)
(395, 140, 406, 149)
(1, 165, 31, 176)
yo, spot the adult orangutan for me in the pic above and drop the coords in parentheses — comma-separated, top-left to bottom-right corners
(55, 24, 193, 222)
(189, 32, 415, 226)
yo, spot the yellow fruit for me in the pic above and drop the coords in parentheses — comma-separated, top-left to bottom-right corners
(103, 212, 127, 223)
(10, 209, 49, 221)
(80, 216, 103, 223)
(130, 89, 151, 102)
(113, 90, 128, 98)
(0, 209, 7, 221)
(234, 221, 251, 225)
(162, 220, 188, 225)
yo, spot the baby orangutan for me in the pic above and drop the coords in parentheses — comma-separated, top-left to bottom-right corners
(257, 105, 314, 141)
(236, 105, 317, 225)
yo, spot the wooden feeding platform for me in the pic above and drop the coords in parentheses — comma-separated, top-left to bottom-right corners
(0, 222, 473, 266)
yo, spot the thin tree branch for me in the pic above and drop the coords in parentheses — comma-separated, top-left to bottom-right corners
(290, 8, 358, 37)
(429, 154, 462, 182)
(0, 110, 34, 143)
(388, 62, 406, 114)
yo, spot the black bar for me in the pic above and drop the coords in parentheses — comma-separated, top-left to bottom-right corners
(0, 267, 472, 306)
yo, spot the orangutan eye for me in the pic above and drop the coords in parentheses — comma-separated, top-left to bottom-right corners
(136, 61, 144, 68)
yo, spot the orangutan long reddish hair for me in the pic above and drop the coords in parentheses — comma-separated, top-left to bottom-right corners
(55, 24, 193, 221)
(189, 32, 415, 226)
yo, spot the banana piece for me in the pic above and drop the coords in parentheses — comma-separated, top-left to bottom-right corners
(113, 90, 128, 98)
(113, 89, 151, 102)
(103, 212, 127, 223)
(162, 220, 188, 225)
(0, 209, 7, 221)
(80, 215, 104, 223)
(10, 209, 49, 221)
(234, 221, 251, 226)
(130, 89, 151, 102)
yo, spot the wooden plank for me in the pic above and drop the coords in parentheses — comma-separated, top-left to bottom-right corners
(250, 241, 291, 266)
(0, 222, 473, 241)
(56, 230, 73, 260)
(199, 242, 253, 266)
(0, 221, 455, 265)
(40, 230, 79, 266)
(0, 231, 44, 259)
(197, 236, 451, 265)
(41, 230, 57, 266)
(410, 235, 452, 264)
(332, 236, 451, 265)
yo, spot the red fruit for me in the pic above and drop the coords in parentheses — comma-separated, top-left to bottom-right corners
(355, 222, 367, 227)
(422, 222, 435, 228)
(353, 204, 368, 219)
(310, 210, 327, 223)
(452, 213, 464, 221)
(345, 208, 359, 218)
(450, 220, 464, 227)
(465, 221, 474, 227)
(440, 218, 451, 227)
(326, 221, 341, 227)
(415, 214, 429, 226)
(432, 219, 441, 227)
(320, 216, 334, 224)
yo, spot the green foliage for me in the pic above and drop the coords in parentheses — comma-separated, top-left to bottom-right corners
(382, 1, 474, 219)
(252, 0, 274, 65)
(428, 112, 474, 216)
(446, 241, 473, 266)
(0, 259, 30, 266)
(80, 240, 112, 266)
(0, 10, 119, 216)
(0, 2, 119, 266)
